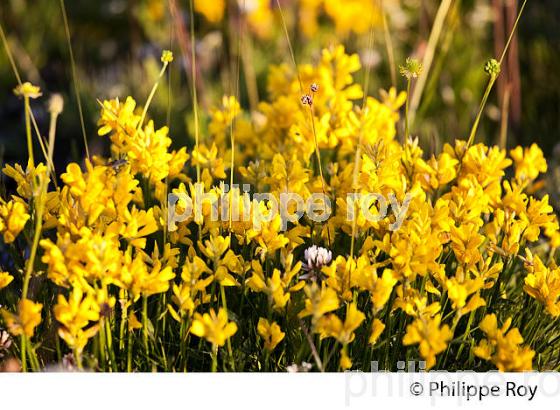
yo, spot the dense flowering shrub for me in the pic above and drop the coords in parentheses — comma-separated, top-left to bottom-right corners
(1, 45, 559, 372)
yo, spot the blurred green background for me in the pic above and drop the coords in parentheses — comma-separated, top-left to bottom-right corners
(0, 0, 559, 168)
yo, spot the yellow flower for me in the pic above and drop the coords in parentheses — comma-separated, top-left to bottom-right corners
(510, 144, 547, 183)
(445, 276, 486, 314)
(522, 250, 560, 316)
(450, 223, 484, 268)
(0, 199, 30, 243)
(298, 282, 339, 323)
(1, 299, 42, 338)
(473, 314, 534, 371)
(245, 0, 274, 39)
(403, 314, 453, 369)
(257, 318, 285, 351)
(352, 258, 397, 311)
(194, 0, 225, 23)
(40, 227, 122, 288)
(245, 258, 302, 311)
(168, 255, 213, 321)
(13, 82, 42, 99)
(209, 96, 241, 146)
(199, 235, 243, 286)
(54, 286, 100, 354)
(161, 49, 174, 63)
(190, 308, 237, 347)
(122, 253, 175, 300)
(522, 195, 557, 242)
(0, 271, 14, 290)
(316, 303, 365, 345)
(323, 0, 381, 35)
(340, 347, 352, 370)
(191, 143, 227, 188)
(369, 318, 385, 345)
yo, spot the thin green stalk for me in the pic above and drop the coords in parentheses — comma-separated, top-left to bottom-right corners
(228, 9, 241, 236)
(466, 74, 496, 148)
(28, 343, 40, 371)
(404, 78, 411, 141)
(21, 335, 28, 372)
(349, 16, 375, 287)
(119, 300, 127, 352)
(307, 101, 332, 248)
(127, 328, 133, 372)
(137, 60, 170, 131)
(24, 97, 34, 168)
(455, 310, 475, 360)
(211, 345, 218, 372)
(22, 184, 47, 300)
(409, 0, 453, 124)
(188, 0, 201, 185)
(142, 296, 149, 357)
(105, 319, 117, 372)
(466, 0, 528, 149)
(99, 321, 107, 370)
(274, 0, 330, 247)
(59, 0, 90, 159)
(220, 285, 235, 371)
(0, 22, 22, 84)
(74, 347, 83, 370)
(0, 22, 57, 182)
(379, 0, 396, 88)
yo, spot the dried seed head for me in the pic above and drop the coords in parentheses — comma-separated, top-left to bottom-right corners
(48, 94, 64, 116)
(300, 94, 313, 106)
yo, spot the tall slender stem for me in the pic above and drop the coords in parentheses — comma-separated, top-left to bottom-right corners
(466, 0, 528, 148)
(142, 296, 149, 357)
(24, 97, 34, 168)
(59, 0, 90, 159)
(189, 0, 201, 185)
(404, 79, 411, 142)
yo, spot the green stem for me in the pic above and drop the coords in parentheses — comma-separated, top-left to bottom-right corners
(188, 0, 201, 185)
(404, 78, 411, 141)
(99, 321, 106, 370)
(24, 97, 34, 167)
(220, 285, 235, 371)
(127, 328, 132, 372)
(137, 62, 169, 131)
(105, 319, 117, 372)
(21, 335, 27, 372)
(119, 300, 127, 352)
(466, 0, 528, 149)
(74, 347, 83, 370)
(211, 345, 218, 372)
(466, 74, 496, 148)
(142, 296, 149, 357)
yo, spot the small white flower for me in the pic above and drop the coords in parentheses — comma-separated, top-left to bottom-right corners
(287, 362, 313, 373)
(0, 329, 12, 358)
(301, 245, 332, 279)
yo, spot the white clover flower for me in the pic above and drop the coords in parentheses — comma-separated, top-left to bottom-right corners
(301, 245, 332, 280)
